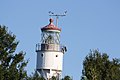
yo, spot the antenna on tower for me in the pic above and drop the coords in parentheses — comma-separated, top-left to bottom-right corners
(48, 11, 67, 27)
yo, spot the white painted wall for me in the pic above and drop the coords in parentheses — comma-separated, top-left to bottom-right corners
(37, 51, 63, 70)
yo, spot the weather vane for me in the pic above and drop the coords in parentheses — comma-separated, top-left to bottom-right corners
(48, 11, 67, 26)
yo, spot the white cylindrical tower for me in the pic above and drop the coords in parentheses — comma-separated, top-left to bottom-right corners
(36, 18, 67, 80)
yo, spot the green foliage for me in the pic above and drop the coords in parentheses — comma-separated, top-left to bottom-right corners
(0, 25, 28, 80)
(62, 76, 72, 80)
(81, 75, 88, 80)
(27, 71, 45, 80)
(81, 49, 120, 80)
(51, 76, 57, 80)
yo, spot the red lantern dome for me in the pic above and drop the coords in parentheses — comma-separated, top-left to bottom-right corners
(41, 18, 61, 32)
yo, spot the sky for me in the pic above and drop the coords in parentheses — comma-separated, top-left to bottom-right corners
(0, 0, 120, 79)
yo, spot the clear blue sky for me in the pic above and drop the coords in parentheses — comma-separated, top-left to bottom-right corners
(0, 0, 120, 79)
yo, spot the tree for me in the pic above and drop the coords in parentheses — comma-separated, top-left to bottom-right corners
(51, 76, 57, 80)
(0, 25, 28, 80)
(27, 71, 45, 80)
(81, 49, 120, 80)
(62, 76, 72, 80)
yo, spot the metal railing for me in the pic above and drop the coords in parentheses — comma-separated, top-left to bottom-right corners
(36, 43, 67, 53)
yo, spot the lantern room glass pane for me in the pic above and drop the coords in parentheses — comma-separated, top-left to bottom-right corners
(41, 31, 60, 44)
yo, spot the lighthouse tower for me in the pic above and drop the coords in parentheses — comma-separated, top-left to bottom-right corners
(36, 18, 67, 80)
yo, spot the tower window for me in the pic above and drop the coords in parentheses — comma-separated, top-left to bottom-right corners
(41, 54, 43, 57)
(56, 55, 58, 57)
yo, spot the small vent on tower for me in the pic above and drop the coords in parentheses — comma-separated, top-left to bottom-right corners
(56, 55, 58, 57)
(41, 54, 43, 57)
